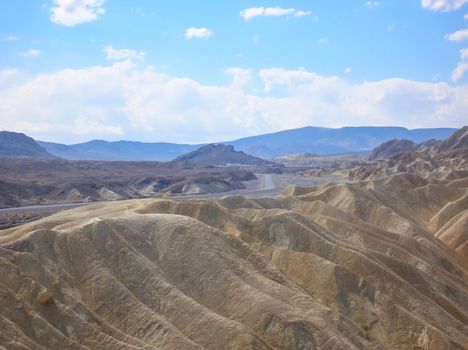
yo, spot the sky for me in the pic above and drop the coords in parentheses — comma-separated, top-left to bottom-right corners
(0, 0, 467, 144)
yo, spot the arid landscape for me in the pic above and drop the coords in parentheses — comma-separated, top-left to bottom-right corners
(0, 126, 467, 349)
(0, 172, 467, 349)
(1, 1, 468, 349)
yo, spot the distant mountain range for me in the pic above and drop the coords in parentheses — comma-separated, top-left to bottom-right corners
(227, 126, 457, 158)
(37, 140, 196, 162)
(0, 126, 458, 161)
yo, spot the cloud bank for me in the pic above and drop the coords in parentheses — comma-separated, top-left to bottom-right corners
(0, 62, 466, 144)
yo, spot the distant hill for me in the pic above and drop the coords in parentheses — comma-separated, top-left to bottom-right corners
(173, 144, 273, 166)
(0, 131, 56, 159)
(35, 126, 457, 161)
(37, 140, 198, 161)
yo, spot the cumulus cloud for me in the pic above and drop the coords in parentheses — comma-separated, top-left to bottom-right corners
(0, 63, 466, 144)
(344, 67, 352, 74)
(50, 0, 105, 26)
(104, 45, 145, 60)
(240, 7, 312, 20)
(446, 28, 468, 41)
(421, 0, 468, 11)
(452, 48, 468, 81)
(185, 27, 213, 39)
(19, 49, 42, 58)
(6, 35, 19, 41)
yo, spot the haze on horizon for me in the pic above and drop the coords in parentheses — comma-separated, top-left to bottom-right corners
(0, 0, 467, 144)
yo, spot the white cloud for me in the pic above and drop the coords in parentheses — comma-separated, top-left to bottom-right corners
(103, 45, 145, 61)
(365, 1, 381, 8)
(0, 69, 20, 90)
(465, 13, 468, 18)
(318, 37, 329, 44)
(226, 68, 251, 88)
(240, 7, 312, 20)
(0, 64, 466, 144)
(452, 48, 468, 81)
(19, 49, 42, 58)
(253, 35, 260, 44)
(344, 67, 352, 74)
(6, 35, 19, 41)
(73, 115, 122, 135)
(445, 28, 468, 41)
(421, 0, 468, 12)
(50, 0, 105, 26)
(185, 27, 213, 40)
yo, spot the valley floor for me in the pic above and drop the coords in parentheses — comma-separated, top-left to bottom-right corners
(0, 173, 345, 229)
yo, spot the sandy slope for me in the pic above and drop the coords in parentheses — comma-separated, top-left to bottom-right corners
(0, 173, 467, 349)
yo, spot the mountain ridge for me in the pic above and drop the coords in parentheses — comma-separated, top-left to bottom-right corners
(35, 126, 457, 161)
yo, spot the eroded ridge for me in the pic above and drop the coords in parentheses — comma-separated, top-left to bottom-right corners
(0, 173, 467, 349)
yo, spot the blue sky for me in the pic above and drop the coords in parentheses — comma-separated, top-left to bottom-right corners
(0, 0, 467, 144)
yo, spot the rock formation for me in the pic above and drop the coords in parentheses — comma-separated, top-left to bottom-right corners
(0, 172, 466, 349)
(350, 126, 468, 181)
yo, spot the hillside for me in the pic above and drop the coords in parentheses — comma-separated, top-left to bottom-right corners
(0, 131, 56, 159)
(173, 144, 273, 166)
(350, 126, 468, 181)
(0, 172, 466, 349)
(367, 139, 417, 160)
(436, 126, 468, 153)
(36, 126, 457, 161)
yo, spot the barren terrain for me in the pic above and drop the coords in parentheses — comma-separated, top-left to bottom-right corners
(0, 172, 466, 349)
